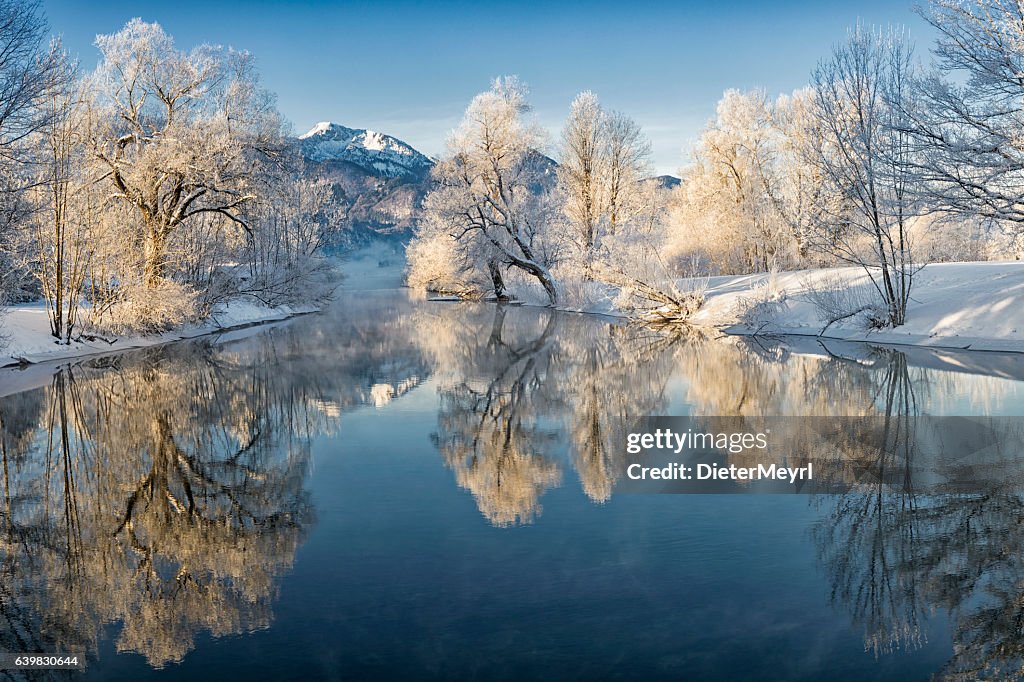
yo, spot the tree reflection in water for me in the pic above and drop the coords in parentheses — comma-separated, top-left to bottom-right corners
(809, 349, 1024, 681)
(417, 304, 680, 525)
(430, 306, 562, 527)
(6, 296, 1024, 678)
(0, 294, 431, 669)
(416, 303, 943, 525)
(0, 344, 319, 666)
(419, 302, 1024, 679)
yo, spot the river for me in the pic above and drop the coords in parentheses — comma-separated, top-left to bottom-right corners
(3, 286, 1024, 680)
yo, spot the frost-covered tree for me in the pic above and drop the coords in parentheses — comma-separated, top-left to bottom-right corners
(907, 0, 1024, 230)
(86, 19, 284, 289)
(29, 47, 92, 343)
(0, 0, 64, 302)
(431, 307, 562, 526)
(0, 15, 339, 338)
(554, 92, 659, 311)
(668, 89, 793, 274)
(809, 25, 919, 327)
(557, 92, 651, 275)
(558, 92, 605, 264)
(603, 110, 651, 236)
(667, 87, 836, 277)
(770, 88, 830, 261)
(411, 77, 559, 304)
(0, 0, 62, 169)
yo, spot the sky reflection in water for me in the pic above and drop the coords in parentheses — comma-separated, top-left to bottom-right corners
(2, 290, 1024, 680)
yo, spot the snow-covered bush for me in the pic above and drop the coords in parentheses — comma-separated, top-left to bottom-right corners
(88, 279, 199, 334)
(549, 267, 613, 312)
(801, 274, 889, 331)
(605, 257, 706, 322)
(589, 225, 687, 318)
(405, 208, 490, 297)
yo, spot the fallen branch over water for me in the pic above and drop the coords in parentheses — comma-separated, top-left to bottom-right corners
(595, 263, 706, 326)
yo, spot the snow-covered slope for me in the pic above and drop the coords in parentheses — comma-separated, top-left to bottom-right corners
(686, 261, 1024, 352)
(0, 300, 316, 373)
(299, 122, 434, 179)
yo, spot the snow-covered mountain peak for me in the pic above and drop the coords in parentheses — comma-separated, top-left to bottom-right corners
(300, 121, 334, 139)
(360, 130, 387, 150)
(298, 122, 433, 179)
(299, 121, 359, 140)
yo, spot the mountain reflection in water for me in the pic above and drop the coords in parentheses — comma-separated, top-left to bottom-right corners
(3, 291, 1024, 679)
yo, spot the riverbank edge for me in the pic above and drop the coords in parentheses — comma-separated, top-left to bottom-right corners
(0, 306, 319, 399)
(503, 261, 1024, 361)
(535, 300, 1024, 356)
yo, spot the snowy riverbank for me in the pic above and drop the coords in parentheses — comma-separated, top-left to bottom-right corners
(688, 261, 1024, 353)
(0, 299, 318, 369)
(0, 245, 410, 396)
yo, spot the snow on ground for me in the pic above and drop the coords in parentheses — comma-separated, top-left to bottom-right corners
(0, 242, 405, 389)
(0, 241, 404, 374)
(687, 261, 1024, 352)
(0, 299, 317, 369)
(7, 252, 1024, 398)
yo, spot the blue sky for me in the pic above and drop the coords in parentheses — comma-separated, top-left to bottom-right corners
(42, 0, 932, 175)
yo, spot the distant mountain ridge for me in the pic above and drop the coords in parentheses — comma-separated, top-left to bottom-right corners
(295, 122, 434, 243)
(299, 122, 434, 180)
(296, 121, 677, 245)
(652, 174, 681, 190)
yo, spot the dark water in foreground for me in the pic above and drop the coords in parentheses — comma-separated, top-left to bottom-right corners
(3, 290, 1024, 680)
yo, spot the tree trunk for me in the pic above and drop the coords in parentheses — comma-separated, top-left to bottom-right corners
(514, 260, 558, 306)
(143, 225, 168, 287)
(488, 304, 508, 347)
(488, 259, 509, 301)
(539, 272, 558, 306)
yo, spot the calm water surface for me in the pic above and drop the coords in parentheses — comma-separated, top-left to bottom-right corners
(3, 288, 1024, 681)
